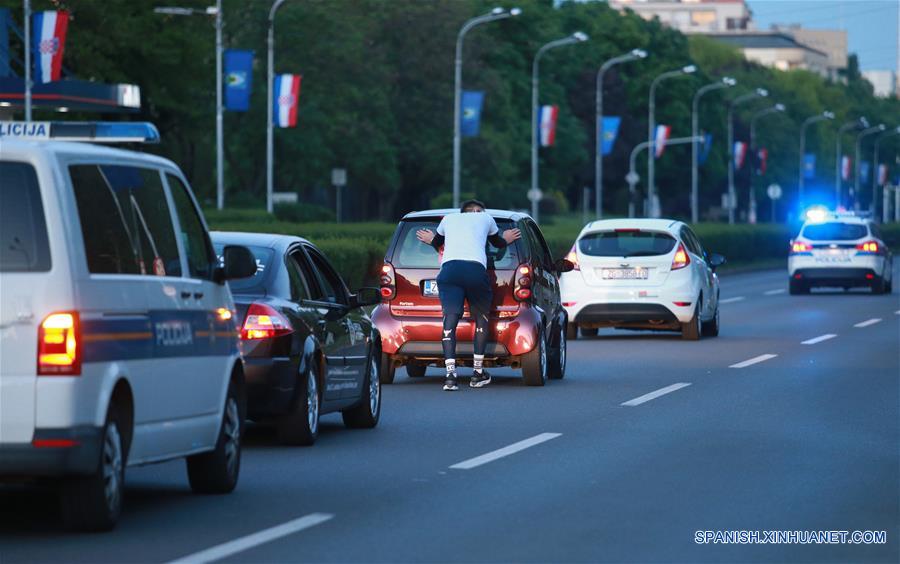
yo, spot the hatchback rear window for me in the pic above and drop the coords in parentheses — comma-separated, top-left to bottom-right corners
(802, 222, 868, 241)
(213, 243, 274, 294)
(392, 220, 520, 269)
(1, 162, 52, 272)
(579, 230, 676, 257)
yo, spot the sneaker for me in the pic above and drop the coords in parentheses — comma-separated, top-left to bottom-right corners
(469, 370, 491, 388)
(443, 374, 459, 391)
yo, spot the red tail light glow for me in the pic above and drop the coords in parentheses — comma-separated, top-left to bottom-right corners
(566, 244, 580, 271)
(671, 243, 690, 271)
(514, 263, 533, 302)
(38, 312, 81, 376)
(241, 303, 293, 340)
(856, 240, 879, 253)
(380, 263, 395, 300)
(791, 241, 813, 253)
(32, 439, 79, 448)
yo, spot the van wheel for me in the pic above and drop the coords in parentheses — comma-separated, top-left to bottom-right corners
(789, 279, 808, 295)
(701, 305, 720, 337)
(276, 367, 319, 446)
(379, 352, 396, 384)
(343, 353, 381, 429)
(406, 363, 427, 378)
(60, 409, 126, 532)
(522, 327, 547, 387)
(681, 305, 701, 341)
(581, 327, 598, 337)
(187, 382, 242, 492)
(566, 322, 578, 341)
(548, 321, 567, 380)
(886, 276, 893, 293)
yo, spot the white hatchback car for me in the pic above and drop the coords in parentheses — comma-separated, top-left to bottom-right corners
(0, 124, 257, 531)
(560, 219, 725, 340)
(788, 211, 893, 294)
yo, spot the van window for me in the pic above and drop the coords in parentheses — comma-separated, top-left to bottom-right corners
(0, 162, 51, 272)
(392, 220, 520, 269)
(579, 230, 677, 257)
(167, 174, 215, 279)
(69, 165, 181, 276)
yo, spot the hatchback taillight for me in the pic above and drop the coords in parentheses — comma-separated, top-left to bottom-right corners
(671, 243, 690, 271)
(791, 241, 813, 253)
(856, 240, 880, 254)
(38, 312, 81, 376)
(565, 244, 580, 271)
(241, 303, 293, 340)
(514, 264, 533, 301)
(380, 263, 396, 300)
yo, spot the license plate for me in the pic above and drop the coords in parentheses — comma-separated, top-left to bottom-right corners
(813, 250, 851, 263)
(600, 268, 648, 280)
(422, 279, 439, 297)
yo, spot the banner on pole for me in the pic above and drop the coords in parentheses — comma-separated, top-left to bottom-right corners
(273, 74, 301, 128)
(460, 90, 484, 137)
(733, 141, 748, 170)
(860, 161, 870, 185)
(598, 116, 620, 156)
(803, 153, 816, 179)
(539, 105, 558, 147)
(32, 10, 69, 83)
(877, 164, 888, 186)
(0, 8, 10, 78)
(654, 125, 671, 158)
(224, 50, 254, 112)
(756, 148, 768, 175)
(841, 155, 852, 181)
(698, 133, 713, 165)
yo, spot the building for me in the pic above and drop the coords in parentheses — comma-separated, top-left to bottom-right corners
(772, 25, 847, 82)
(707, 32, 830, 77)
(862, 70, 897, 98)
(608, 0, 754, 34)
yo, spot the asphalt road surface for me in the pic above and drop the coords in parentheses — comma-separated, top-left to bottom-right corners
(2, 267, 898, 563)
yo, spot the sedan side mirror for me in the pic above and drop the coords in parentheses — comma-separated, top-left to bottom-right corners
(554, 258, 575, 274)
(708, 253, 726, 270)
(352, 287, 381, 308)
(215, 245, 257, 284)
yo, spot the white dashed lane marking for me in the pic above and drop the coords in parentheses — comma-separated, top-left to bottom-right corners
(854, 318, 882, 328)
(802, 334, 838, 345)
(719, 296, 745, 304)
(449, 433, 562, 470)
(620, 383, 692, 406)
(763, 288, 786, 295)
(730, 354, 778, 369)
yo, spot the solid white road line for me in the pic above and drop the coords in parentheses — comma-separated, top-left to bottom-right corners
(854, 318, 882, 328)
(730, 354, 778, 369)
(719, 296, 745, 304)
(449, 433, 562, 470)
(620, 383, 692, 407)
(801, 334, 837, 345)
(168, 513, 334, 564)
(763, 288, 786, 295)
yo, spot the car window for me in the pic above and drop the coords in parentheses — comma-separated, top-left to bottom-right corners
(802, 222, 867, 241)
(579, 230, 677, 257)
(167, 174, 215, 279)
(391, 219, 520, 269)
(0, 162, 51, 272)
(287, 250, 314, 302)
(69, 164, 181, 276)
(680, 227, 703, 257)
(525, 221, 553, 266)
(305, 246, 348, 305)
(213, 243, 273, 295)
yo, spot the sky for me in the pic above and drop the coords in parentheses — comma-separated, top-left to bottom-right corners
(747, 0, 899, 71)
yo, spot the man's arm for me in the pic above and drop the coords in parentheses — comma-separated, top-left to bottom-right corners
(489, 228, 521, 248)
(416, 229, 445, 251)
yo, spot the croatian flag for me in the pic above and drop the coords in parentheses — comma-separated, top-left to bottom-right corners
(877, 164, 888, 186)
(539, 105, 558, 147)
(653, 125, 671, 158)
(756, 148, 768, 175)
(273, 74, 302, 128)
(32, 11, 69, 84)
(733, 141, 748, 170)
(840, 155, 852, 181)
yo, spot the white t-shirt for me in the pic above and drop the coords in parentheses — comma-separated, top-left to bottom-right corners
(436, 212, 499, 268)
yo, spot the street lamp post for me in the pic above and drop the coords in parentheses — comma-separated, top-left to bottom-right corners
(726, 88, 767, 224)
(835, 117, 866, 208)
(266, 0, 289, 214)
(872, 126, 900, 217)
(627, 136, 703, 218)
(647, 64, 695, 218)
(748, 103, 785, 224)
(691, 77, 735, 224)
(532, 31, 589, 222)
(595, 48, 647, 220)
(798, 111, 834, 208)
(452, 7, 521, 209)
(24, 0, 32, 121)
(154, 2, 225, 210)
(854, 123, 886, 210)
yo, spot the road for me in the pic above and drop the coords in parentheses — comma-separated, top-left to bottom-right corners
(2, 267, 898, 563)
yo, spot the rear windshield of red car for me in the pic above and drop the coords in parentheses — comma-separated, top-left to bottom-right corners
(801, 222, 868, 241)
(391, 219, 520, 269)
(578, 230, 676, 258)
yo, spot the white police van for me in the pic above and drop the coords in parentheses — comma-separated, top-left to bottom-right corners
(0, 122, 257, 531)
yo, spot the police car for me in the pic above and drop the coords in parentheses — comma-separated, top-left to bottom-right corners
(0, 122, 257, 531)
(788, 209, 893, 294)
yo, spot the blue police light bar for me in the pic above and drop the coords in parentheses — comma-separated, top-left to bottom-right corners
(0, 121, 160, 144)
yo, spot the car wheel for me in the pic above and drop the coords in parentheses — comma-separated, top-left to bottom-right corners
(276, 366, 319, 446)
(566, 322, 578, 341)
(681, 303, 701, 341)
(379, 352, 396, 385)
(872, 275, 887, 295)
(581, 327, 598, 337)
(886, 276, 893, 294)
(342, 353, 381, 429)
(522, 326, 547, 387)
(789, 279, 808, 295)
(548, 321, 567, 380)
(701, 305, 720, 337)
(405, 362, 427, 378)
(187, 380, 242, 492)
(60, 408, 126, 532)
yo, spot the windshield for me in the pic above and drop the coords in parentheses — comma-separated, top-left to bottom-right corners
(213, 243, 275, 294)
(802, 222, 868, 241)
(578, 230, 676, 258)
(392, 219, 520, 269)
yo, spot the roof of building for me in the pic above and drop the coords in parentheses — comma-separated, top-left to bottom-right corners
(706, 32, 828, 57)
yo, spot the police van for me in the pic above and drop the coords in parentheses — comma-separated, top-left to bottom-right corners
(0, 122, 257, 531)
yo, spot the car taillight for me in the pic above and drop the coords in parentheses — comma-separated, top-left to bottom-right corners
(791, 241, 813, 253)
(856, 240, 880, 254)
(38, 312, 81, 376)
(671, 243, 690, 271)
(241, 303, 292, 340)
(514, 264, 532, 301)
(565, 244, 580, 271)
(380, 263, 395, 300)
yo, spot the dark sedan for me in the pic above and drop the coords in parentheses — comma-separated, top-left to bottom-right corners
(212, 232, 382, 446)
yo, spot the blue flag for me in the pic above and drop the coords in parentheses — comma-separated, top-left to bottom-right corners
(803, 154, 816, 179)
(598, 116, 621, 156)
(698, 133, 713, 165)
(860, 161, 870, 184)
(0, 8, 10, 78)
(224, 49, 254, 112)
(460, 90, 484, 137)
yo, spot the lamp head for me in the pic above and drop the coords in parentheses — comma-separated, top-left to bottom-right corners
(756, 88, 768, 97)
(722, 77, 736, 86)
(509, 7, 522, 16)
(491, 6, 504, 15)
(823, 111, 835, 119)
(682, 64, 697, 74)
(631, 49, 648, 59)
(774, 103, 785, 111)
(859, 117, 869, 127)
(572, 31, 589, 42)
